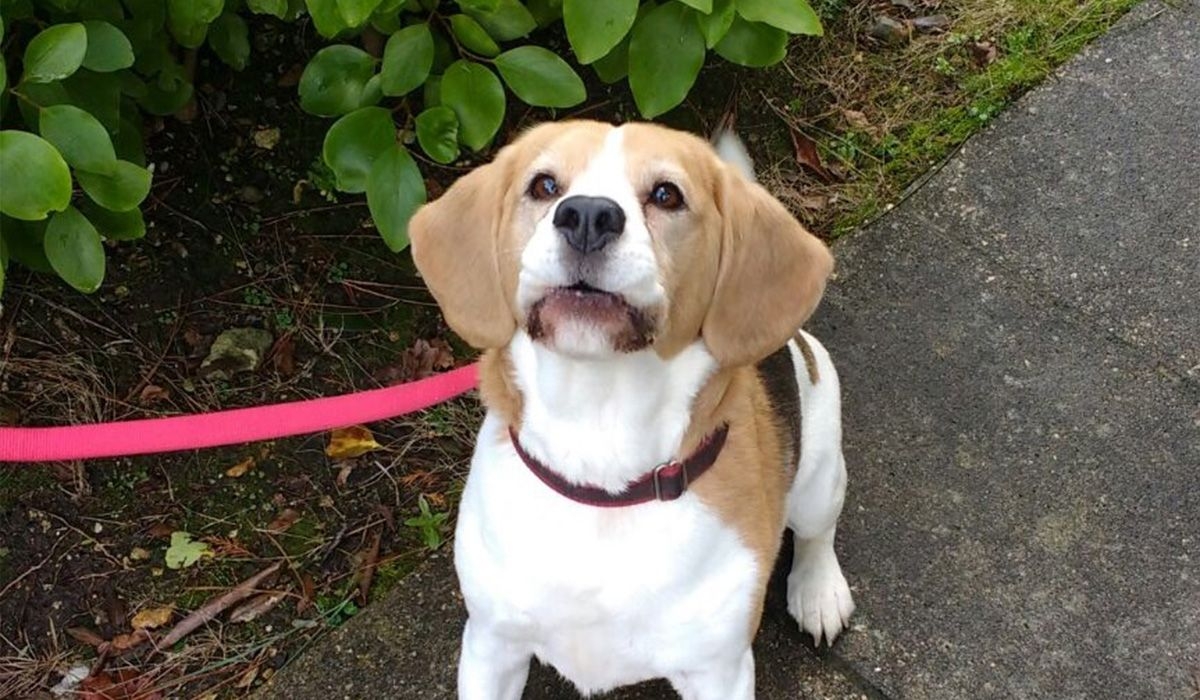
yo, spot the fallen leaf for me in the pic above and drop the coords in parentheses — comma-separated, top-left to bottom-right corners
(265, 507, 301, 534)
(199, 327, 274, 381)
(841, 109, 872, 131)
(235, 665, 260, 689)
(129, 546, 151, 561)
(373, 503, 396, 532)
(203, 535, 253, 558)
(970, 40, 998, 65)
(297, 573, 316, 614)
(335, 460, 356, 487)
(356, 529, 382, 605)
(108, 628, 151, 652)
(131, 605, 174, 630)
(138, 384, 170, 405)
(789, 129, 838, 184)
(399, 469, 438, 490)
(82, 669, 164, 700)
(183, 328, 204, 349)
(67, 626, 106, 648)
(912, 14, 950, 32)
(271, 334, 296, 377)
(374, 338, 456, 384)
(253, 127, 281, 150)
(165, 531, 212, 569)
(326, 426, 382, 460)
(225, 457, 256, 478)
(229, 591, 286, 623)
(797, 193, 831, 211)
(147, 522, 174, 539)
(424, 492, 447, 509)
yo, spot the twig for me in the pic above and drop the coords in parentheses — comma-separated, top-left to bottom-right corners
(126, 562, 281, 656)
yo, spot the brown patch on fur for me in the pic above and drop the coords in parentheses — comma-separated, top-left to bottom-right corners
(756, 344, 801, 474)
(794, 332, 821, 385)
(682, 368, 796, 642)
(525, 291, 658, 353)
(478, 349, 522, 435)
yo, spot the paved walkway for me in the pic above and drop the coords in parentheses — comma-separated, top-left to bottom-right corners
(259, 2, 1198, 697)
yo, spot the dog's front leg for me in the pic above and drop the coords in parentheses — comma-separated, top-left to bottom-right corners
(668, 648, 755, 700)
(457, 619, 531, 700)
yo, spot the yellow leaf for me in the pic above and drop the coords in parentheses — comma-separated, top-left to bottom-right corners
(326, 425, 382, 460)
(225, 457, 256, 478)
(131, 604, 174, 630)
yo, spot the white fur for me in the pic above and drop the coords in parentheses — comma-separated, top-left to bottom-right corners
(454, 131, 853, 699)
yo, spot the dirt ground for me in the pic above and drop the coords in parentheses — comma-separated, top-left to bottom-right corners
(0, 1, 1139, 697)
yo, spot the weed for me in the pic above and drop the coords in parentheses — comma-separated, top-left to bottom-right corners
(404, 495, 450, 551)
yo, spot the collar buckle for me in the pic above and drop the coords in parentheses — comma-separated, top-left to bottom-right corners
(651, 460, 688, 502)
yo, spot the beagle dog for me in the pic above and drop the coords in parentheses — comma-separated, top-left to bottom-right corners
(410, 120, 854, 699)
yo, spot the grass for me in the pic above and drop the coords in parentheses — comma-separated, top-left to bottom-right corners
(748, 0, 1143, 237)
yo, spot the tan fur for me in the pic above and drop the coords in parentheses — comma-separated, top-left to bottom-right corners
(418, 120, 834, 644)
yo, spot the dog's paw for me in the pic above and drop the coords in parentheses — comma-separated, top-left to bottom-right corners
(786, 552, 855, 647)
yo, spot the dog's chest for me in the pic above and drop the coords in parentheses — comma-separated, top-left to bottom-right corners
(454, 416, 760, 690)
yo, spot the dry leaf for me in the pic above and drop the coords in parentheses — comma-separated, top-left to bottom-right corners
(80, 669, 163, 700)
(797, 193, 831, 211)
(868, 15, 911, 44)
(789, 128, 838, 184)
(225, 457, 256, 478)
(271, 334, 296, 377)
(202, 535, 253, 558)
(129, 546, 151, 561)
(109, 628, 151, 651)
(229, 591, 286, 623)
(326, 426, 382, 460)
(265, 508, 301, 534)
(235, 665, 260, 689)
(297, 573, 316, 614)
(335, 460, 356, 487)
(375, 338, 456, 384)
(131, 605, 174, 630)
(970, 40, 998, 66)
(424, 492, 447, 509)
(841, 109, 871, 131)
(66, 626, 106, 648)
(277, 63, 304, 87)
(138, 384, 170, 405)
(147, 522, 174, 539)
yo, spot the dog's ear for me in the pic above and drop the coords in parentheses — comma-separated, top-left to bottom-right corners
(702, 168, 834, 367)
(409, 152, 517, 349)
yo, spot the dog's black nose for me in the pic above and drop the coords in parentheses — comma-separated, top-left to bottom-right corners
(553, 196, 625, 254)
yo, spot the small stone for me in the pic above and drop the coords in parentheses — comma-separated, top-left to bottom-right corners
(254, 127, 281, 150)
(200, 328, 274, 381)
(239, 185, 265, 204)
(869, 16, 911, 45)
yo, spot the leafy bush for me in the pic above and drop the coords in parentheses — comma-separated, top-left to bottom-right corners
(0, 0, 821, 298)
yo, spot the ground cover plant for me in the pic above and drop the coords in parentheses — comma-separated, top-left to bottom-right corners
(0, 0, 1141, 696)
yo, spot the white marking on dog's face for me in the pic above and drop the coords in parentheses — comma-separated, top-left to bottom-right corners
(516, 127, 667, 358)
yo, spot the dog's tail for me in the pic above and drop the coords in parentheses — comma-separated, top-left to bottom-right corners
(712, 129, 757, 183)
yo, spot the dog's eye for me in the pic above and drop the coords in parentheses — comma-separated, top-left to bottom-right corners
(649, 182, 684, 211)
(528, 173, 560, 200)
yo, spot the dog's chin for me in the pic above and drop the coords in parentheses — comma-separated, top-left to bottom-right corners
(526, 285, 656, 357)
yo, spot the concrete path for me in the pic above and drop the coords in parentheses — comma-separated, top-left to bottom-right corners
(259, 1, 1199, 697)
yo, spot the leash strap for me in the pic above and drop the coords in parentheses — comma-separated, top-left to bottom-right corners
(0, 364, 479, 463)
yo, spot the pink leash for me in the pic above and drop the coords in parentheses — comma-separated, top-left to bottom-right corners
(0, 364, 479, 463)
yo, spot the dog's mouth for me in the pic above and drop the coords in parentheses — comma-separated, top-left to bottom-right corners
(526, 282, 655, 352)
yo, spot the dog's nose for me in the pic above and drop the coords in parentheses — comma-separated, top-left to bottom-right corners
(553, 196, 625, 254)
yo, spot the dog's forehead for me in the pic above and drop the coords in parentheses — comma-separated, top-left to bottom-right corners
(518, 122, 714, 183)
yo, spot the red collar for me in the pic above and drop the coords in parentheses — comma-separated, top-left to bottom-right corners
(508, 425, 729, 508)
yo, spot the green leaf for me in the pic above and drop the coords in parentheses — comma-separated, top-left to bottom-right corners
(38, 104, 117, 173)
(44, 206, 105, 293)
(366, 143, 425, 252)
(380, 23, 433, 96)
(527, 0, 562, 26)
(676, 0, 712, 13)
(113, 114, 146, 166)
(456, 0, 500, 12)
(423, 74, 442, 106)
(63, 70, 122, 132)
(209, 13, 251, 70)
(76, 160, 152, 211)
(82, 201, 145, 240)
(563, 0, 636, 64)
(449, 14, 500, 57)
(415, 106, 459, 164)
(322, 106, 396, 194)
(0, 131, 72, 221)
(79, 21, 134, 73)
(0, 55, 7, 96)
(715, 15, 787, 66)
(735, 0, 822, 35)
(463, 0, 536, 41)
(336, 0, 381, 26)
(696, 0, 735, 48)
(440, 60, 505, 151)
(628, 2, 705, 118)
(494, 46, 585, 108)
(306, 0, 350, 37)
(298, 45, 376, 116)
(140, 77, 193, 116)
(247, 0, 289, 18)
(1, 217, 54, 273)
(165, 532, 211, 569)
(167, 0, 224, 48)
(23, 23, 87, 83)
(358, 73, 383, 107)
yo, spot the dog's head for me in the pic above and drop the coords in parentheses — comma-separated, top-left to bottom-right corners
(410, 120, 832, 367)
